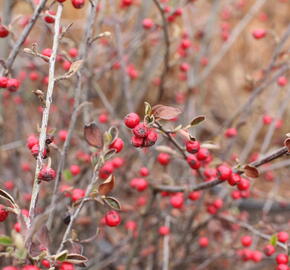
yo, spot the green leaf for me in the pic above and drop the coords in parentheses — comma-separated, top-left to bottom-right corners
(144, 102, 152, 116)
(55, 250, 68, 262)
(103, 196, 121, 210)
(269, 234, 278, 246)
(63, 169, 73, 181)
(103, 131, 112, 147)
(0, 235, 13, 246)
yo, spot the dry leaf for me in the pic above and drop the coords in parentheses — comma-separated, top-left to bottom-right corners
(84, 122, 103, 148)
(152, 105, 182, 120)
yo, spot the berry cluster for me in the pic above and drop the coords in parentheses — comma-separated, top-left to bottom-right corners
(0, 77, 20, 92)
(124, 113, 158, 148)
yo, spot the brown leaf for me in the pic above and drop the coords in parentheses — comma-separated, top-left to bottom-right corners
(0, 189, 19, 209)
(244, 165, 259, 178)
(152, 105, 182, 120)
(98, 175, 115, 195)
(190, 115, 206, 126)
(68, 60, 84, 75)
(84, 122, 103, 148)
(284, 138, 290, 152)
(66, 254, 88, 264)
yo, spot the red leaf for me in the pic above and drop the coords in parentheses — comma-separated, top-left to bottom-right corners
(84, 122, 103, 148)
(152, 105, 182, 120)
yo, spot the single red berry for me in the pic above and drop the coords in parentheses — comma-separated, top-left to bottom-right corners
(69, 48, 78, 58)
(135, 178, 148, 192)
(125, 220, 137, 231)
(263, 115, 272, 125)
(180, 39, 191, 50)
(170, 194, 184, 209)
(71, 188, 85, 202)
(199, 237, 209, 248)
(139, 167, 149, 177)
(7, 78, 20, 92)
(59, 262, 74, 270)
(58, 129, 68, 142)
(133, 123, 149, 138)
(180, 62, 190, 72)
(143, 129, 158, 147)
(62, 61, 71, 71)
(231, 190, 241, 200)
(186, 154, 201, 170)
(70, 165, 81, 176)
(71, 0, 85, 8)
(276, 254, 289, 265)
(196, 148, 209, 161)
(0, 24, 9, 38)
(276, 264, 289, 270)
(213, 198, 223, 209)
(237, 178, 250, 191)
(112, 157, 124, 169)
(217, 164, 232, 181)
(31, 144, 48, 158)
(44, 10, 56, 23)
(99, 162, 114, 179)
(13, 222, 21, 232)
(252, 29, 267, 39)
(109, 138, 124, 153)
(131, 135, 144, 147)
(0, 76, 8, 88)
(143, 18, 154, 29)
(98, 113, 108, 123)
(278, 232, 289, 243)
(157, 153, 171, 166)
(124, 113, 140, 128)
(105, 210, 121, 227)
(224, 127, 238, 138)
(241, 235, 252, 247)
(38, 167, 56, 181)
(251, 250, 263, 262)
(4, 180, 14, 190)
(159, 226, 170, 236)
(121, 0, 133, 8)
(188, 191, 201, 201)
(228, 173, 241, 186)
(42, 48, 52, 57)
(186, 140, 200, 154)
(29, 71, 39, 81)
(263, 244, 275, 256)
(41, 259, 51, 268)
(0, 205, 9, 222)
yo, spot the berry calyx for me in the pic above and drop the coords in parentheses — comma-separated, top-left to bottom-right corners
(38, 167, 56, 182)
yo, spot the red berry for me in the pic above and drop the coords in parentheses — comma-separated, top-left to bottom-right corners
(263, 115, 272, 125)
(41, 259, 51, 268)
(0, 24, 9, 38)
(199, 237, 209, 248)
(70, 165, 81, 176)
(186, 154, 201, 170)
(170, 194, 184, 208)
(0, 76, 8, 88)
(131, 135, 144, 147)
(125, 220, 137, 231)
(121, 0, 133, 8)
(71, 0, 85, 8)
(278, 232, 289, 243)
(139, 167, 149, 177)
(112, 157, 124, 169)
(217, 164, 232, 181)
(133, 123, 149, 138)
(231, 190, 241, 200)
(98, 113, 108, 123)
(13, 222, 21, 232)
(241, 235, 252, 247)
(31, 144, 48, 158)
(58, 129, 68, 141)
(180, 62, 190, 72)
(252, 29, 267, 39)
(224, 127, 238, 138)
(124, 113, 140, 128)
(237, 178, 250, 191)
(277, 76, 288, 86)
(251, 250, 263, 262)
(71, 188, 85, 202)
(69, 48, 78, 58)
(186, 140, 200, 154)
(263, 244, 275, 256)
(159, 226, 170, 236)
(276, 254, 289, 265)
(0, 205, 9, 222)
(26, 135, 39, 149)
(99, 162, 114, 179)
(38, 167, 56, 181)
(59, 262, 74, 270)
(188, 191, 201, 201)
(143, 129, 158, 147)
(23, 266, 40, 270)
(105, 210, 121, 227)
(157, 153, 171, 166)
(196, 148, 209, 161)
(42, 48, 52, 57)
(143, 18, 154, 29)
(276, 265, 289, 270)
(228, 173, 241, 186)
(135, 178, 148, 192)
(109, 138, 124, 153)
(44, 10, 56, 23)
(7, 78, 20, 92)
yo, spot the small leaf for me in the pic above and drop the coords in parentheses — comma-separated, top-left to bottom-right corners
(172, 124, 183, 132)
(103, 196, 121, 210)
(108, 126, 118, 143)
(55, 250, 68, 262)
(269, 234, 278, 246)
(190, 115, 206, 126)
(152, 105, 182, 120)
(244, 165, 259, 178)
(103, 131, 113, 147)
(98, 175, 115, 195)
(84, 122, 103, 148)
(0, 189, 19, 209)
(284, 138, 290, 152)
(0, 235, 13, 246)
(144, 102, 152, 116)
(66, 254, 88, 264)
(63, 169, 73, 181)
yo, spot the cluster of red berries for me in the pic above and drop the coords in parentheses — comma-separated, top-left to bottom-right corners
(0, 77, 20, 92)
(55, 0, 85, 9)
(5, 261, 75, 270)
(99, 157, 125, 180)
(124, 113, 158, 148)
(26, 134, 53, 159)
(130, 167, 150, 192)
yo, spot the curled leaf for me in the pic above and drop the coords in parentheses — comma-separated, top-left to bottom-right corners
(108, 126, 118, 143)
(66, 254, 88, 264)
(68, 60, 84, 76)
(104, 149, 116, 161)
(0, 189, 19, 209)
(152, 105, 182, 120)
(284, 138, 290, 152)
(103, 196, 121, 210)
(84, 122, 103, 148)
(144, 102, 152, 116)
(190, 115, 206, 126)
(98, 175, 115, 195)
(55, 250, 68, 262)
(103, 131, 112, 147)
(244, 165, 259, 178)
